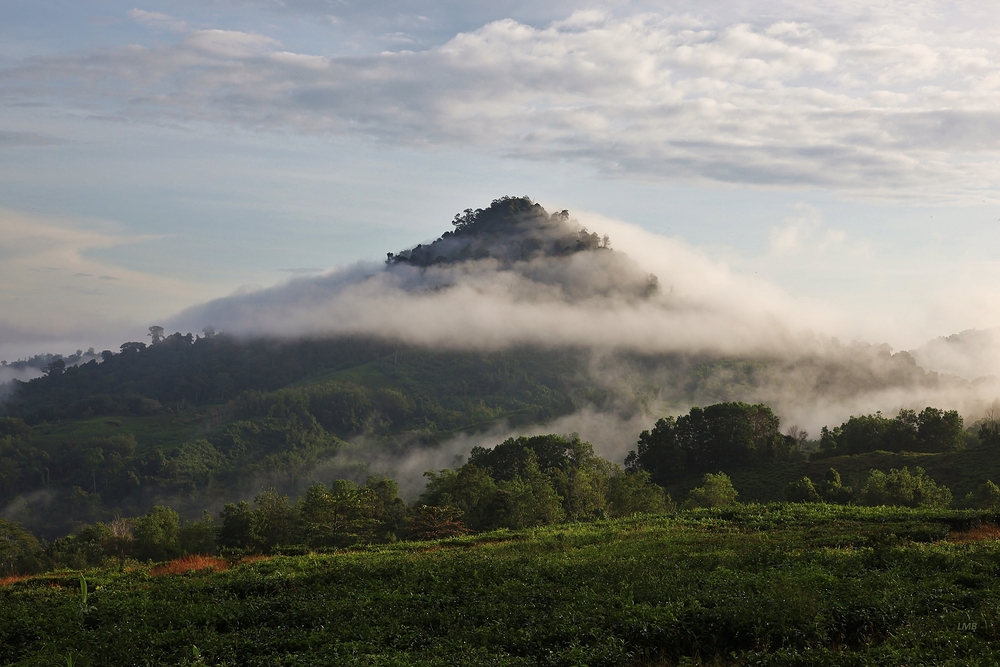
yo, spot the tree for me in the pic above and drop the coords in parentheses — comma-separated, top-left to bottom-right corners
(979, 407, 1000, 447)
(626, 416, 682, 485)
(297, 481, 378, 549)
(406, 505, 469, 540)
(219, 501, 254, 551)
(42, 358, 66, 377)
(364, 476, 407, 540)
(626, 403, 795, 483)
(817, 468, 853, 504)
(251, 488, 298, 552)
(148, 326, 165, 344)
(818, 407, 964, 456)
(488, 458, 565, 529)
(179, 511, 218, 555)
(420, 465, 498, 531)
(0, 518, 42, 575)
(683, 472, 739, 509)
(916, 407, 964, 452)
(133, 506, 182, 562)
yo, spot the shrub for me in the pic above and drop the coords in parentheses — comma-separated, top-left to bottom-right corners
(962, 480, 1000, 510)
(683, 472, 738, 509)
(606, 470, 673, 516)
(406, 505, 470, 540)
(786, 477, 821, 503)
(858, 467, 952, 508)
(817, 468, 854, 504)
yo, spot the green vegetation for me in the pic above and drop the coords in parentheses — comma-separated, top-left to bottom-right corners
(420, 434, 669, 530)
(817, 407, 966, 457)
(8, 196, 1000, 663)
(4, 504, 1000, 665)
(625, 402, 802, 484)
(682, 472, 738, 509)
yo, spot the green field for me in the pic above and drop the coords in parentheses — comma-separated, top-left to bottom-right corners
(4, 504, 1000, 666)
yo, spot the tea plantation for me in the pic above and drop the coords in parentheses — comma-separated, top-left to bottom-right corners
(4, 503, 1000, 666)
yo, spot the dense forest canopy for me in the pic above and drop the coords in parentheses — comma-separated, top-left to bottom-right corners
(386, 196, 613, 269)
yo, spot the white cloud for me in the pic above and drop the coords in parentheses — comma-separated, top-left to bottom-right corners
(7, 2, 1000, 197)
(128, 9, 188, 32)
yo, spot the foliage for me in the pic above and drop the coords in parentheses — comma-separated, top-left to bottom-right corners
(962, 480, 1000, 510)
(858, 466, 953, 508)
(421, 434, 665, 530)
(683, 472, 739, 508)
(6, 505, 1000, 666)
(626, 402, 801, 484)
(818, 407, 965, 457)
(785, 476, 821, 502)
(0, 519, 42, 575)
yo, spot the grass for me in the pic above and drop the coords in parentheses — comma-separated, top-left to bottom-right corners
(4, 504, 1000, 666)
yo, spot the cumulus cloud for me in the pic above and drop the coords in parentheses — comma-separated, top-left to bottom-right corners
(5, 2, 1000, 196)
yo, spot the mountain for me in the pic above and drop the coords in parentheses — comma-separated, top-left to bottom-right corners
(3, 196, 999, 539)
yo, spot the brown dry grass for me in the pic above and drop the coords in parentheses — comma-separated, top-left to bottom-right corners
(149, 555, 230, 577)
(0, 574, 33, 586)
(949, 523, 1000, 543)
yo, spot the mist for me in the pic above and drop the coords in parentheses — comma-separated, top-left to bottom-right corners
(164, 202, 1000, 438)
(172, 206, 827, 358)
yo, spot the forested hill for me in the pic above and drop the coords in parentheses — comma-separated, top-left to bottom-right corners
(387, 195, 612, 268)
(4, 334, 585, 428)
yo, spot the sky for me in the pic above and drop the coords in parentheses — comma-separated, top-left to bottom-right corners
(3, 0, 1000, 362)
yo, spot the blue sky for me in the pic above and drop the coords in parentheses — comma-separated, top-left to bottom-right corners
(2, 0, 1000, 361)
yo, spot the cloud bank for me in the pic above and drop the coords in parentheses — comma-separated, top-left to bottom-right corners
(166, 200, 1000, 440)
(171, 207, 826, 358)
(5, 1, 1000, 196)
